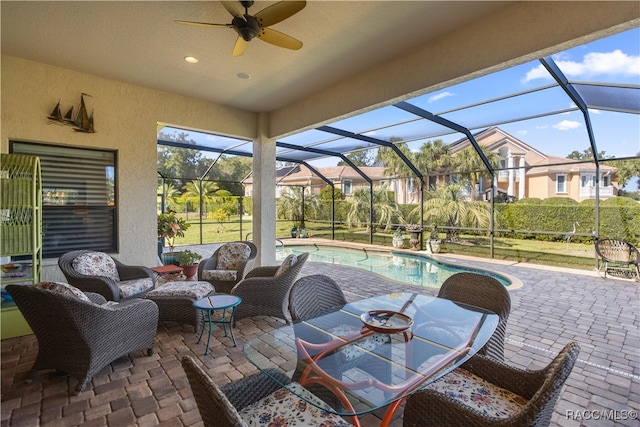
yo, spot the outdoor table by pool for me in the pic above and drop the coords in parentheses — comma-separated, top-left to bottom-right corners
(194, 294, 242, 354)
(243, 292, 498, 427)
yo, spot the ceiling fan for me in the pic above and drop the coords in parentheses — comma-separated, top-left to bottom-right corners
(176, 1, 306, 57)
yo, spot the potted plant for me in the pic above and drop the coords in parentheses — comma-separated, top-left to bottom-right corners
(158, 210, 190, 264)
(405, 224, 422, 250)
(392, 227, 405, 248)
(290, 226, 298, 238)
(175, 249, 202, 278)
(428, 225, 441, 254)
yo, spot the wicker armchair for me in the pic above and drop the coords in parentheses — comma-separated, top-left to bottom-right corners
(197, 241, 258, 293)
(595, 238, 640, 279)
(403, 341, 580, 427)
(58, 250, 155, 301)
(6, 283, 158, 395)
(181, 355, 352, 427)
(436, 272, 511, 361)
(231, 252, 309, 323)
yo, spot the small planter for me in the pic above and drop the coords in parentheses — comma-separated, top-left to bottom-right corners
(290, 229, 298, 238)
(392, 234, 405, 248)
(161, 252, 178, 266)
(409, 231, 422, 251)
(181, 264, 198, 279)
(428, 239, 441, 254)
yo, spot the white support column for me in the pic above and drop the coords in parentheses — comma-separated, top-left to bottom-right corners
(507, 154, 514, 197)
(252, 113, 276, 266)
(518, 155, 526, 199)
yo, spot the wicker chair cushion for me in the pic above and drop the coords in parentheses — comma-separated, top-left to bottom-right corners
(35, 281, 92, 303)
(274, 254, 298, 277)
(329, 324, 390, 362)
(425, 367, 528, 418)
(216, 243, 251, 270)
(71, 251, 120, 281)
(147, 281, 214, 299)
(201, 269, 238, 282)
(239, 381, 353, 426)
(118, 278, 154, 299)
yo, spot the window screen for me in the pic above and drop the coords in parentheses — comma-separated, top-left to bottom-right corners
(11, 141, 117, 257)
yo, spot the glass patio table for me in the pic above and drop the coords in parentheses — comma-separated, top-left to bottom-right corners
(242, 292, 498, 427)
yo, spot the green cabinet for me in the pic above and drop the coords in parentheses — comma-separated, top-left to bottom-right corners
(1, 154, 42, 339)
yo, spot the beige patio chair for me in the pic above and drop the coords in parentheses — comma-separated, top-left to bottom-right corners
(7, 282, 158, 395)
(595, 238, 640, 280)
(403, 341, 580, 427)
(436, 272, 511, 361)
(58, 250, 155, 301)
(180, 355, 352, 427)
(231, 252, 309, 323)
(197, 241, 258, 293)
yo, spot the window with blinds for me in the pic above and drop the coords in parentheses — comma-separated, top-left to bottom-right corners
(11, 141, 117, 258)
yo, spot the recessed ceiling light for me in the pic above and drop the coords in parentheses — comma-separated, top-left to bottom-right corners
(237, 72, 251, 80)
(184, 56, 198, 64)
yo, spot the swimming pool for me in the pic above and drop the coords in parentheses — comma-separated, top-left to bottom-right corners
(276, 244, 513, 289)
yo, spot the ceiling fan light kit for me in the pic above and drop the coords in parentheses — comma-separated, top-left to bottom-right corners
(176, 0, 306, 57)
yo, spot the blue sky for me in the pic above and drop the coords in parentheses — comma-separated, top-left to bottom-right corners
(402, 27, 640, 160)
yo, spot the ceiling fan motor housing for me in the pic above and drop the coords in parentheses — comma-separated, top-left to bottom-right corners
(233, 15, 261, 41)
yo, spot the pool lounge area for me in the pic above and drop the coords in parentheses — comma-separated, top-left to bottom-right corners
(1, 242, 638, 427)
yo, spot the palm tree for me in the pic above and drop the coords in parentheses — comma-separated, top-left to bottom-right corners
(182, 180, 220, 214)
(421, 182, 491, 241)
(376, 141, 417, 204)
(157, 182, 181, 211)
(346, 184, 402, 232)
(414, 139, 452, 189)
(276, 187, 325, 229)
(450, 145, 498, 199)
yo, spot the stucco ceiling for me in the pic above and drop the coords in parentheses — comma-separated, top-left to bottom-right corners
(1, 1, 512, 113)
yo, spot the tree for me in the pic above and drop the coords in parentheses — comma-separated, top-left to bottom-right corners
(613, 153, 640, 190)
(182, 180, 221, 214)
(566, 148, 607, 160)
(337, 150, 374, 166)
(345, 184, 402, 232)
(414, 139, 452, 180)
(157, 131, 202, 187)
(450, 145, 498, 200)
(276, 187, 325, 228)
(421, 182, 491, 241)
(319, 185, 345, 203)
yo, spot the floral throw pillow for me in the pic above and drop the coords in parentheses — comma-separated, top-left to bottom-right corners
(72, 252, 120, 281)
(216, 243, 251, 270)
(35, 281, 92, 303)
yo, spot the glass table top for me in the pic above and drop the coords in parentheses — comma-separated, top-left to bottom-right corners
(243, 292, 498, 418)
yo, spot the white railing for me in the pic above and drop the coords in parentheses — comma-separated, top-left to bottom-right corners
(580, 186, 614, 198)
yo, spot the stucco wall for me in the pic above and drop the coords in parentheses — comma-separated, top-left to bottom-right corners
(1, 55, 256, 281)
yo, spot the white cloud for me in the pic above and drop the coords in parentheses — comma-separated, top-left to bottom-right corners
(428, 91, 454, 103)
(517, 130, 528, 136)
(535, 125, 549, 129)
(553, 120, 581, 131)
(522, 49, 640, 82)
(588, 108, 601, 114)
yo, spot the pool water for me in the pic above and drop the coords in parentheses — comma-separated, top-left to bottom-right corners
(276, 245, 511, 289)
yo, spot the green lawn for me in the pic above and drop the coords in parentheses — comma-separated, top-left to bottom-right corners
(172, 217, 598, 271)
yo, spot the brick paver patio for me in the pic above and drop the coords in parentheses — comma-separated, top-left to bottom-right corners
(1, 242, 638, 426)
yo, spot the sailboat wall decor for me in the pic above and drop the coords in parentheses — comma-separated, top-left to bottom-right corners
(45, 93, 95, 133)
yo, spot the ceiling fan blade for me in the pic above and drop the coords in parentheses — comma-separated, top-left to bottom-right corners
(175, 20, 230, 28)
(232, 37, 249, 57)
(257, 27, 303, 50)
(221, 1, 244, 18)
(255, 1, 306, 27)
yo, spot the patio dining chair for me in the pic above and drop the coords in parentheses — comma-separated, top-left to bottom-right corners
(180, 355, 353, 427)
(594, 238, 640, 280)
(403, 341, 580, 427)
(436, 272, 511, 361)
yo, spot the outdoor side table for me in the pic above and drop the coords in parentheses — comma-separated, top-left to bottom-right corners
(193, 294, 242, 354)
